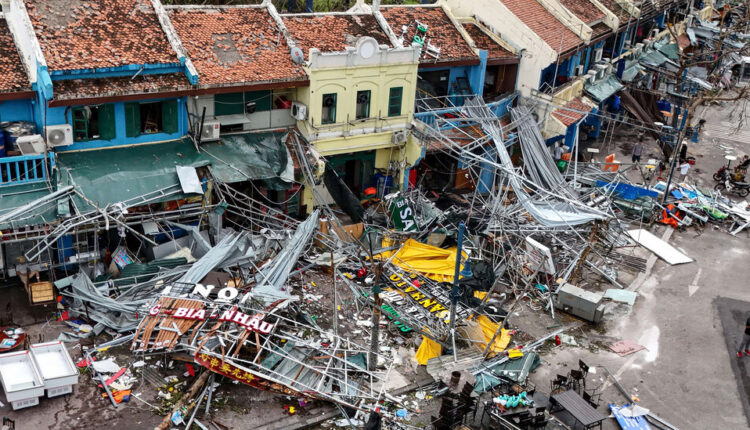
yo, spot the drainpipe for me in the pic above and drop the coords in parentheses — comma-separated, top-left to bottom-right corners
(372, 0, 380, 11)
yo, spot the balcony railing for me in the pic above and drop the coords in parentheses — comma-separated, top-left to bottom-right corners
(0, 153, 55, 187)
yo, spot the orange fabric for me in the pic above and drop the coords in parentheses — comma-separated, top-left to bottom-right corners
(603, 153, 620, 172)
(660, 204, 681, 228)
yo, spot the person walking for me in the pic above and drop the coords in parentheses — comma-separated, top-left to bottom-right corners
(679, 159, 691, 181)
(738, 315, 750, 358)
(632, 138, 644, 169)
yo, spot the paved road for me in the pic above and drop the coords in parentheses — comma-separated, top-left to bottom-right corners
(529, 103, 750, 429)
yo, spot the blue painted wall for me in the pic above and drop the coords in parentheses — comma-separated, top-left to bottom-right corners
(420, 50, 488, 104)
(49, 96, 189, 151)
(0, 99, 35, 123)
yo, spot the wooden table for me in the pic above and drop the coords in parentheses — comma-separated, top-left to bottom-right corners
(551, 390, 607, 429)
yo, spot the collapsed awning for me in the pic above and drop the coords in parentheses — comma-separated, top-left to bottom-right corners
(584, 75, 624, 103)
(57, 132, 294, 214)
(0, 182, 64, 230)
(658, 42, 680, 61)
(201, 132, 294, 190)
(57, 138, 209, 213)
(621, 62, 645, 83)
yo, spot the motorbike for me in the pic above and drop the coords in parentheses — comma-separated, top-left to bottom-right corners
(713, 164, 730, 181)
(715, 178, 750, 197)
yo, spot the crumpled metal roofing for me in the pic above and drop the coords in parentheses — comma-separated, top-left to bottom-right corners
(584, 75, 624, 102)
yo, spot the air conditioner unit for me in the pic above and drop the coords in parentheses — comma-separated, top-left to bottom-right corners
(594, 48, 603, 62)
(291, 102, 307, 121)
(650, 28, 660, 39)
(575, 65, 585, 76)
(45, 124, 73, 148)
(586, 70, 598, 84)
(200, 120, 221, 142)
(392, 130, 408, 145)
(17, 134, 46, 155)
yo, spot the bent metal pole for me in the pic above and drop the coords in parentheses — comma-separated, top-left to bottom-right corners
(449, 221, 466, 362)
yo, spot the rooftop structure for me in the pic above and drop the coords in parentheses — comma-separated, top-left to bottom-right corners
(168, 6, 307, 88)
(380, 5, 478, 66)
(25, 0, 178, 72)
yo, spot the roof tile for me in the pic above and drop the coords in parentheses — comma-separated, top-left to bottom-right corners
(169, 7, 306, 87)
(380, 6, 478, 64)
(557, 0, 605, 24)
(52, 74, 192, 101)
(462, 23, 516, 61)
(26, 0, 178, 72)
(552, 98, 592, 126)
(0, 20, 30, 93)
(282, 14, 391, 60)
(497, 0, 582, 54)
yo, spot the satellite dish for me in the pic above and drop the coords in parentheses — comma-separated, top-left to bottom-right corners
(357, 37, 379, 59)
(290, 47, 305, 64)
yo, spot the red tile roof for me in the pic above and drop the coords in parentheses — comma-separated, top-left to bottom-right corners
(462, 23, 516, 61)
(498, 0, 582, 54)
(26, 0, 178, 72)
(52, 74, 192, 101)
(169, 7, 306, 87)
(0, 21, 30, 93)
(380, 6, 478, 65)
(558, 0, 605, 24)
(552, 98, 592, 126)
(282, 14, 391, 60)
(590, 22, 613, 41)
(597, 0, 634, 23)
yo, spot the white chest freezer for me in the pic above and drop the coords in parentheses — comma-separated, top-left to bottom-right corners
(30, 341, 79, 397)
(0, 350, 45, 409)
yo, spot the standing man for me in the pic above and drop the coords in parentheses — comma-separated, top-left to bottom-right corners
(632, 138, 644, 168)
(679, 159, 691, 181)
(553, 143, 564, 162)
(738, 315, 750, 358)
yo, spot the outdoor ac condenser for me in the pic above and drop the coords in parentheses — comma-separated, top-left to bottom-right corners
(556, 283, 605, 323)
(16, 135, 46, 155)
(291, 102, 307, 121)
(45, 124, 73, 148)
(200, 120, 220, 142)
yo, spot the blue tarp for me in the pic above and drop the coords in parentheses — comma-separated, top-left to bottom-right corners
(610, 404, 652, 429)
(596, 181, 659, 200)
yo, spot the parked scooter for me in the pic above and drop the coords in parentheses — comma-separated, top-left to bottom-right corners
(714, 155, 737, 181)
(715, 177, 750, 197)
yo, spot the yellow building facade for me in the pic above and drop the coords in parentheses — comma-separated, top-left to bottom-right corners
(295, 38, 423, 209)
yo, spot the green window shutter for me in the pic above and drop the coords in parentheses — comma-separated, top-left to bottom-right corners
(214, 92, 244, 116)
(245, 90, 272, 112)
(162, 100, 179, 134)
(388, 87, 403, 117)
(124, 102, 141, 137)
(98, 104, 116, 140)
(72, 108, 88, 142)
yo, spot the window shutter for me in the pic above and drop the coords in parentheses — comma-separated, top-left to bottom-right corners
(162, 100, 179, 134)
(98, 104, 116, 140)
(124, 103, 141, 137)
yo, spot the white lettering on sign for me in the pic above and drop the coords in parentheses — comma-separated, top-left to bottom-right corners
(216, 287, 238, 302)
(147, 304, 275, 334)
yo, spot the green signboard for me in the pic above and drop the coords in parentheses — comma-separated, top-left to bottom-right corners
(389, 197, 419, 232)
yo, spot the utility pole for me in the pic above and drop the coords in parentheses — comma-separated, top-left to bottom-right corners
(449, 222, 466, 362)
(662, 96, 689, 204)
(367, 228, 382, 371)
